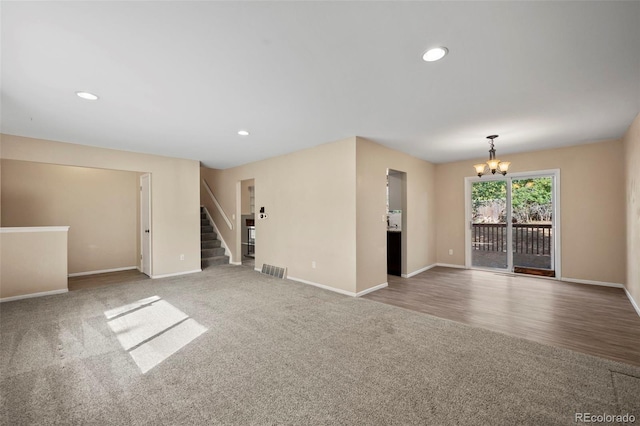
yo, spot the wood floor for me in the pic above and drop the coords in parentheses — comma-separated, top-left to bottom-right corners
(363, 267, 640, 366)
(68, 269, 149, 291)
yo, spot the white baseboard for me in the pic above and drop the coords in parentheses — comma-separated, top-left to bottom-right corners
(559, 277, 624, 289)
(401, 263, 466, 278)
(68, 266, 138, 277)
(402, 264, 437, 278)
(625, 288, 640, 318)
(436, 263, 467, 269)
(356, 282, 388, 297)
(1, 289, 68, 303)
(287, 276, 356, 297)
(230, 261, 242, 266)
(151, 269, 201, 279)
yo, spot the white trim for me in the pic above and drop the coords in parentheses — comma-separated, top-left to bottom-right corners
(0, 226, 70, 233)
(624, 288, 640, 318)
(402, 264, 437, 278)
(280, 278, 386, 298)
(230, 261, 242, 266)
(235, 181, 242, 264)
(355, 282, 388, 297)
(68, 266, 138, 277)
(287, 276, 356, 297)
(202, 206, 234, 263)
(202, 179, 233, 230)
(151, 269, 201, 279)
(552, 170, 562, 278)
(1, 289, 68, 303)
(435, 263, 467, 269)
(559, 277, 624, 289)
(140, 173, 152, 277)
(464, 175, 473, 269)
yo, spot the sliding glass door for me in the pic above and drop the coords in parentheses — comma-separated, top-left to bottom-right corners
(470, 180, 508, 269)
(511, 177, 555, 276)
(467, 172, 558, 277)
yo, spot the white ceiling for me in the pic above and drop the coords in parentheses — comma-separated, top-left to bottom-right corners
(2, 1, 639, 169)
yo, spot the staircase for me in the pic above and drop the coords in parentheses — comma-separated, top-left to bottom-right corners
(201, 207, 229, 268)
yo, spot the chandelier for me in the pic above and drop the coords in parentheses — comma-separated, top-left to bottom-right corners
(473, 135, 511, 177)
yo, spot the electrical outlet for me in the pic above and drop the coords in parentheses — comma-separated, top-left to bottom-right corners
(382, 214, 386, 223)
(311, 261, 316, 269)
(180, 254, 185, 261)
(448, 249, 453, 256)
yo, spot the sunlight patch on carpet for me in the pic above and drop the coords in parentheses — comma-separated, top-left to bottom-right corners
(105, 296, 207, 374)
(104, 295, 161, 320)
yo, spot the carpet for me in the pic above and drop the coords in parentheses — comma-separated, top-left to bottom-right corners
(1, 265, 639, 425)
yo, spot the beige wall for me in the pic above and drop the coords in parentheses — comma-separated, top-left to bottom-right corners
(241, 179, 254, 215)
(202, 137, 357, 293)
(623, 113, 640, 307)
(1, 160, 138, 274)
(355, 138, 437, 292)
(202, 137, 437, 295)
(1, 228, 68, 299)
(388, 171, 403, 211)
(435, 139, 626, 285)
(0, 134, 201, 277)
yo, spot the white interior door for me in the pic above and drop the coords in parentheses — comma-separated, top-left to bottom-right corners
(140, 174, 152, 276)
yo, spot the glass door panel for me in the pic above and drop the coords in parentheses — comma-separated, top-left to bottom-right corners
(471, 180, 508, 269)
(511, 177, 555, 276)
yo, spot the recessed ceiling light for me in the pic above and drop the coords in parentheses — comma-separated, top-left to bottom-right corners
(422, 47, 448, 62)
(237, 130, 250, 136)
(76, 91, 99, 100)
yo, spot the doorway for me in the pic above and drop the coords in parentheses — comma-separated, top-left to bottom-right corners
(465, 170, 560, 277)
(240, 179, 255, 268)
(387, 169, 406, 276)
(140, 173, 152, 276)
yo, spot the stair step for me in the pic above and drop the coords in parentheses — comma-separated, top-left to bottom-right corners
(202, 247, 225, 258)
(201, 225, 214, 233)
(201, 219, 210, 226)
(201, 232, 218, 241)
(201, 240, 221, 249)
(201, 213, 207, 220)
(201, 255, 230, 268)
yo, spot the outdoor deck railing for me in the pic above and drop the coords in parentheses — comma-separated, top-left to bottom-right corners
(472, 223, 552, 255)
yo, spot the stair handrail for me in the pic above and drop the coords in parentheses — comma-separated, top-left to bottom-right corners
(202, 178, 233, 230)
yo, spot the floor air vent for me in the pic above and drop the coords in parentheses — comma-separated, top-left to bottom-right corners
(261, 264, 286, 279)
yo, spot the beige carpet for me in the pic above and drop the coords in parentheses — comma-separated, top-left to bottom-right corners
(1, 265, 639, 425)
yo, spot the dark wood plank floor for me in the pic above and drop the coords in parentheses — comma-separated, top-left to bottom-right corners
(363, 267, 640, 366)
(68, 269, 149, 291)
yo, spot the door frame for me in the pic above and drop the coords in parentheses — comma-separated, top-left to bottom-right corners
(386, 168, 408, 277)
(464, 169, 561, 278)
(140, 173, 152, 276)
(235, 178, 256, 267)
